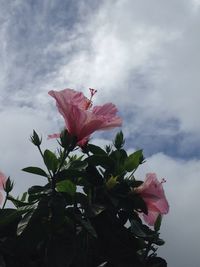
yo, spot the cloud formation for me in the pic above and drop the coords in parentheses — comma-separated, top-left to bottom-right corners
(0, 1, 200, 266)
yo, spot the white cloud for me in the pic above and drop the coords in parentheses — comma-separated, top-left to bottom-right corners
(0, 1, 200, 265)
(1, 0, 199, 140)
(42, 0, 200, 143)
(0, 107, 58, 195)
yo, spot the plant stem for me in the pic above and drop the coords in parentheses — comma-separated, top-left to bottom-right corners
(51, 147, 72, 193)
(2, 193, 8, 209)
(37, 145, 52, 182)
(56, 141, 77, 173)
(56, 147, 68, 174)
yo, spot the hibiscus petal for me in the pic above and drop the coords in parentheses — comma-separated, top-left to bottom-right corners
(48, 133, 61, 139)
(135, 173, 169, 226)
(153, 197, 169, 214)
(49, 89, 89, 111)
(79, 118, 105, 140)
(0, 171, 6, 189)
(49, 89, 122, 146)
(143, 210, 160, 226)
(93, 103, 118, 116)
(93, 103, 122, 129)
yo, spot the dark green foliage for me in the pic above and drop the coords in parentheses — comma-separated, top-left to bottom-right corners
(87, 144, 108, 156)
(43, 149, 59, 173)
(0, 131, 167, 267)
(56, 180, 76, 196)
(22, 166, 48, 178)
(124, 149, 144, 172)
(146, 257, 167, 267)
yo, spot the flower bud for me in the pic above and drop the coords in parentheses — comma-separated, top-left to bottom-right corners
(114, 131, 125, 150)
(3, 177, 14, 193)
(59, 129, 77, 150)
(105, 145, 112, 154)
(30, 130, 42, 146)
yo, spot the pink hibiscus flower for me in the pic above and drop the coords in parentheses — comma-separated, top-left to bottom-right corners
(0, 171, 7, 205)
(48, 88, 122, 146)
(135, 173, 169, 226)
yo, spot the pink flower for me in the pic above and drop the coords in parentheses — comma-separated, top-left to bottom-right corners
(48, 88, 122, 146)
(0, 171, 6, 205)
(135, 173, 169, 226)
(0, 171, 6, 188)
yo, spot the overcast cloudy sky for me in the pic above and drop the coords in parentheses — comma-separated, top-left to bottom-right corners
(1, 0, 200, 266)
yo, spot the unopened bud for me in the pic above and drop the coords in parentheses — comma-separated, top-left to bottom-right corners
(114, 131, 125, 150)
(3, 177, 14, 193)
(105, 145, 112, 154)
(30, 130, 42, 146)
(59, 129, 77, 150)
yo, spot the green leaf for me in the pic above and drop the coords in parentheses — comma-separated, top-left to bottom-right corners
(44, 149, 59, 172)
(20, 192, 28, 202)
(130, 193, 148, 214)
(57, 169, 86, 183)
(124, 149, 143, 172)
(7, 195, 30, 208)
(27, 186, 51, 202)
(28, 185, 47, 195)
(153, 238, 165, 246)
(16, 198, 50, 254)
(110, 149, 127, 163)
(127, 179, 143, 188)
(86, 155, 115, 169)
(0, 209, 29, 228)
(74, 213, 97, 238)
(109, 149, 128, 174)
(117, 210, 129, 225)
(56, 180, 76, 196)
(87, 144, 107, 156)
(130, 219, 154, 238)
(22, 166, 48, 177)
(154, 214, 162, 232)
(17, 210, 34, 235)
(68, 160, 88, 170)
(131, 219, 148, 238)
(106, 176, 119, 189)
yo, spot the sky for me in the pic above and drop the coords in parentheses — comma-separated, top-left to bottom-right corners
(0, 0, 200, 266)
